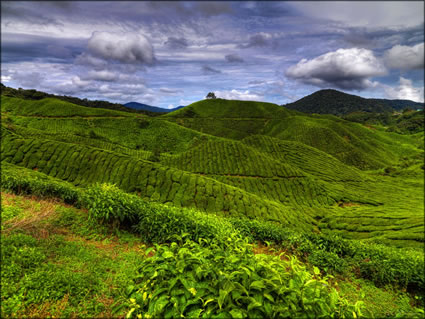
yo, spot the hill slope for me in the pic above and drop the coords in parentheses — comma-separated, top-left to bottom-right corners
(1, 94, 423, 248)
(1, 96, 133, 118)
(0, 83, 160, 115)
(166, 98, 292, 118)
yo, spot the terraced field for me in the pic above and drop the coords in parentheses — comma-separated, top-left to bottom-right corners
(2, 132, 313, 227)
(1, 96, 424, 249)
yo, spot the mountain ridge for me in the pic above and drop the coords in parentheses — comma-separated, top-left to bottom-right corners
(283, 89, 424, 115)
(124, 101, 185, 113)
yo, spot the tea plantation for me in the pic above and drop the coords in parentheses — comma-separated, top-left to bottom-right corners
(1, 95, 424, 317)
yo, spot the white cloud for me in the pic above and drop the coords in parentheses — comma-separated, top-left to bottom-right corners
(385, 77, 424, 102)
(291, 2, 424, 29)
(384, 43, 424, 70)
(286, 48, 387, 90)
(215, 89, 264, 101)
(84, 70, 117, 81)
(71, 75, 91, 87)
(1, 75, 12, 82)
(87, 31, 154, 64)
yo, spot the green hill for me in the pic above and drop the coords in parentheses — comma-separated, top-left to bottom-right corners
(1, 96, 132, 118)
(241, 135, 366, 182)
(2, 92, 424, 318)
(0, 83, 160, 116)
(166, 98, 292, 118)
(2, 133, 315, 227)
(1, 94, 423, 248)
(166, 99, 417, 170)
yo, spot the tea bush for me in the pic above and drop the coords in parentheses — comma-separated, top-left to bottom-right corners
(83, 184, 235, 243)
(1, 162, 81, 205)
(125, 234, 364, 318)
(83, 183, 143, 227)
(228, 218, 424, 291)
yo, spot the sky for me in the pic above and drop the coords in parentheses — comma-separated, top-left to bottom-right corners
(1, 1, 424, 109)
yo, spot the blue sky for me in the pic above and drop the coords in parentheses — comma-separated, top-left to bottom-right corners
(1, 1, 424, 108)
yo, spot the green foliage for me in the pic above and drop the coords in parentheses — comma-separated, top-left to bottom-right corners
(83, 183, 141, 226)
(83, 184, 235, 243)
(1, 233, 100, 316)
(242, 135, 366, 182)
(391, 110, 424, 134)
(126, 235, 363, 318)
(2, 135, 306, 225)
(1, 162, 81, 205)
(1, 91, 424, 317)
(228, 218, 424, 291)
(148, 147, 161, 162)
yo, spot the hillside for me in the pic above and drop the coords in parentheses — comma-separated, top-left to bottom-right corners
(166, 98, 293, 118)
(165, 99, 418, 170)
(0, 83, 159, 116)
(1, 96, 133, 118)
(283, 89, 424, 115)
(1, 93, 424, 317)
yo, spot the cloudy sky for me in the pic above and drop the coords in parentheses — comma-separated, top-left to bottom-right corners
(1, 1, 424, 108)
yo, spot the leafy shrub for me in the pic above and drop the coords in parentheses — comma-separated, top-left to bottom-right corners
(228, 217, 424, 292)
(351, 242, 425, 292)
(1, 162, 81, 205)
(83, 184, 235, 243)
(83, 183, 143, 227)
(307, 250, 348, 273)
(135, 203, 235, 243)
(125, 235, 363, 318)
(229, 217, 293, 243)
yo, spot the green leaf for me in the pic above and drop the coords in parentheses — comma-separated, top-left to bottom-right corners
(162, 250, 174, 259)
(153, 295, 169, 314)
(218, 289, 228, 309)
(126, 285, 135, 296)
(186, 308, 203, 318)
(263, 293, 274, 303)
(247, 301, 262, 312)
(250, 280, 266, 290)
(230, 309, 244, 318)
(203, 298, 215, 307)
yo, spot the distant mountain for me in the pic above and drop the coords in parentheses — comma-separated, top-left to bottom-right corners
(283, 89, 424, 115)
(125, 102, 185, 113)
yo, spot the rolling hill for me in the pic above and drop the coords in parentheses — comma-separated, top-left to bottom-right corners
(2, 93, 423, 248)
(2, 89, 424, 318)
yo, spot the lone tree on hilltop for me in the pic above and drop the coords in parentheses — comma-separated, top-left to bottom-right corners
(206, 92, 216, 99)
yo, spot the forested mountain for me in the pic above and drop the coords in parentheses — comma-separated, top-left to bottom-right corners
(125, 101, 185, 113)
(283, 89, 424, 115)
